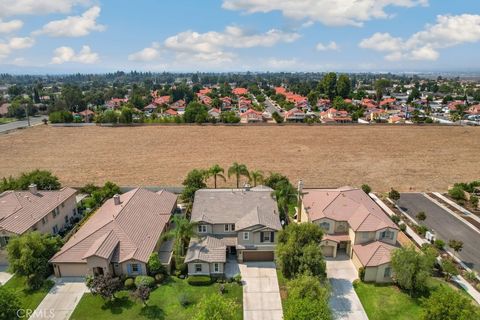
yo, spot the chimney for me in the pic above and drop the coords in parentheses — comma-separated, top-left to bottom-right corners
(29, 184, 38, 195)
(113, 194, 121, 205)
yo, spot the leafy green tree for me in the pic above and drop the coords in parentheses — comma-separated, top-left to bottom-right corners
(0, 287, 21, 320)
(131, 285, 151, 306)
(321, 72, 337, 101)
(184, 102, 208, 123)
(374, 79, 391, 101)
(228, 162, 250, 188)
(163, 216, 198, 259)
(391, 245, 434, 296)
(389, 188, 401, 201)
(7, 232, 62, 289)
(421, 286, 480, 320)
(49, 111, 73, 123)
(208, 164, 226, 189)
(441, 259, 458, 281)
(194, 293, 239, 320)
(181, 169, 208, 207)
(272, 111, 284, 123)
(0, 170, 61, 192)
(119, 107, 133, 123)
(147, 252, 166, 276)
(336, 74, 351, 98)
(250, 170, 264, 187)
(61, 84, 86, 111)
(276, 223, 325, 279)
(264, 173, 297, 220)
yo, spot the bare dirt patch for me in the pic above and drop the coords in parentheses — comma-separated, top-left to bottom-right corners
(0, 125, 478, 191)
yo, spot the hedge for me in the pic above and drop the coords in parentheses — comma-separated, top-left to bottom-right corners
(187, 275, 213, 286)
(134, 276, 156, 288)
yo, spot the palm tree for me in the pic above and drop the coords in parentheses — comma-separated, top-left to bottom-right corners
(273, 180, 297, 222)
(209, 164, 226, 189)
(228, 162, 250, 188)
(250, 170, 264, 187)
(163, 216, 198, 260)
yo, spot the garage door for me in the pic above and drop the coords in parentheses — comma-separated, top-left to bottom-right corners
(322, 246, 334, 257)
(243, 251, 274, 262)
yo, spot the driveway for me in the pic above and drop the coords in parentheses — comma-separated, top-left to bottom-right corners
(326, 257, 368, 320)
(239, 262, 283, 320)
(0, 116, 47, 133)
(0, 265, 13, 285)
(398, 193, 480, 273)
(30, 277, 88, 320)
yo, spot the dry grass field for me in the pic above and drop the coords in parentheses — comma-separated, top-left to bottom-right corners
(0, 125, 478, 192)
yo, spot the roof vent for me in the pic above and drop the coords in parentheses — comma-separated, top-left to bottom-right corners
(113, 194, 121, 205)
(29, 184, 38, 195)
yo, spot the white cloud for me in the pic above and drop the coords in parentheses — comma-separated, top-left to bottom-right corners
(359, 14, 480, 61)
(51, 45, 99, 64)
(0, 19, 23, 33)
(131, 26, 300, 67)
(316, 41, 339, 51)
(222, 0, 429, 27)
(128, 42, 161, 62)
(0, 37, 35, 60)
(34, 6, 105, 37)
(0, 0, 88, 18)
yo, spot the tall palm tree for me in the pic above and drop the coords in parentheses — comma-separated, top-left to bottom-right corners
(209, 164, 226, 189)
(162, 216, 198, 260)
(250, 170, 264, 187)
(273, 180, 297, 222)
(228, 162, 250, 188)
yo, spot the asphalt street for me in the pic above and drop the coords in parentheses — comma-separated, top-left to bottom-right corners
(398, 193, 480, 272)
(0, 116, 47, 133)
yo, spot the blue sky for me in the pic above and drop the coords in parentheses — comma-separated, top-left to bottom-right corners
(1, 0, 480, 73)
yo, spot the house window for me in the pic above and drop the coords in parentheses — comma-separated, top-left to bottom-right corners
(261, 232, 274, 243)
(61, 203, 65, 208)
(243, 232, 249, 240)
(52, 225, 59, 234)
(214, 263, 220, 273)
(381, 230, 394, 240)
(319, 222, 330, 231)
(384, 267, 391, 278)
(231, 224, 235, 231)
(198, 225, 207, 233)
(52, 207, 59, 218)
(224, 224, 230, 232)
(263, 232, 271, 242)
(65, 215, 69, 223)
(131, 264, 139, 273)
(42, 216, 48, 225)
(195, 264, 202, 273)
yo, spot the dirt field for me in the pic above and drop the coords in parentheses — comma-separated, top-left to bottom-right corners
(0, 125, 478, 192)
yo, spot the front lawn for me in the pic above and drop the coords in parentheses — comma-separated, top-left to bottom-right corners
(2, 275, 54, 312)
(353, 277, 476, 320)
(70, 277, 243, 320)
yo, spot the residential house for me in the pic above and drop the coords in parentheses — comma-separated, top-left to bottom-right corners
(238, 97, 252, 113)
(320, 108, 352, 123)
(0, 185, 78, 253)
(240, 109, 263, 123)
(50, 188, 177, 277)
(467, 104, 480, 115)
(208, 108, 221, 119)
(221, 97, 232, 110)
(105, 98, 128, 110)
(0, 103, 9, 117)
(299, 187, 400, 283)
(77, 109, 95, 122)
(144, 104, 157, 113)
(170, 100, 186, 114)
(232, 88, 248, 96)
(284, 108, 305, 122)
(154, 95, 171, 106)
(185, 187, 282, 276)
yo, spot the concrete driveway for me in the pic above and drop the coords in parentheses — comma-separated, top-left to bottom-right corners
(326, 257, 368, 320)
(239, 262, 283, 320)
(30, 277, 88, 320)
(0, 265, 13, 285)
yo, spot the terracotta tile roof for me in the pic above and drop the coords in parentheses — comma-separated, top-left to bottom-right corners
(353, 241, 398, 267)
(232, 88, 248, 95)
(323, 233, 350, 243)
(0, 187, 77, 235)
(191, 188, 281, 230)
(185, 236, 226, 263)
(51, 188, 177, 264)
(302, 187, 398, 232)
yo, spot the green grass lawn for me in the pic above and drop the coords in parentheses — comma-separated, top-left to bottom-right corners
(70, 277, 243, 320)
(354, 277, 476, 320)
(2, 275, 54, 312)
(0, 117, 16, 124)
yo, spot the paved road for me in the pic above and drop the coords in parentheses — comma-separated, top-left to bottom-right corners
(30, 277, 87, 320)
(398, 193, 480, 272)
(326, 257, 368, 320)
(264, 98, 283, 117)
(239, 262, 283, 320)
(0, 116, 47, 133)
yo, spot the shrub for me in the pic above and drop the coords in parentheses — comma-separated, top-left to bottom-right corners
(49, 111, 73, 123)
(219, 284, 226, 295)
(391, 215, 400, 224)
(124, 278, 135, 290)
(434, 239, 445, 250)
(361, 184, 372, 194)
(415, 225, 429, 236)
(177, 263, 188, 275)
(470, 195, 479, 208)
(449, 186, 466, 201)
(465, 271, 478, 282)
(147, 252, 166, 276)
(187, 275, 213, 286)
(134, 276, 156, 289)
(178, 293, 192, 307)
(399, 224, 407, 232)
(388, 188, 401, 201)
(154, 273, 165, 284)
(358, 267, 365, 281)
(233, 273, 242, 284)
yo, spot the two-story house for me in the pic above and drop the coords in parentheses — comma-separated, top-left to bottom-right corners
(299, 186, 399, 283)
(50, 188, 177, 277)
(185, 186, 282, 276)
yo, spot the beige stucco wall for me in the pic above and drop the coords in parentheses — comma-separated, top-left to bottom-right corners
(364, 264, 393, 283)
(29, 194, 78, 235)
(320, 239, 338, 257)
(54, 263, 89, 277)
(312, 218, 336, 234)
(197, 223, 213, 235)
(212, 223, 236, 235)
(351, 252, 363, 271)
(354, 231, 376, 244)
(237, 229, 277, 246)
(187, 261, 224, 275)
(375, 228, 398, 245)
(121, 260, 147, 277)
